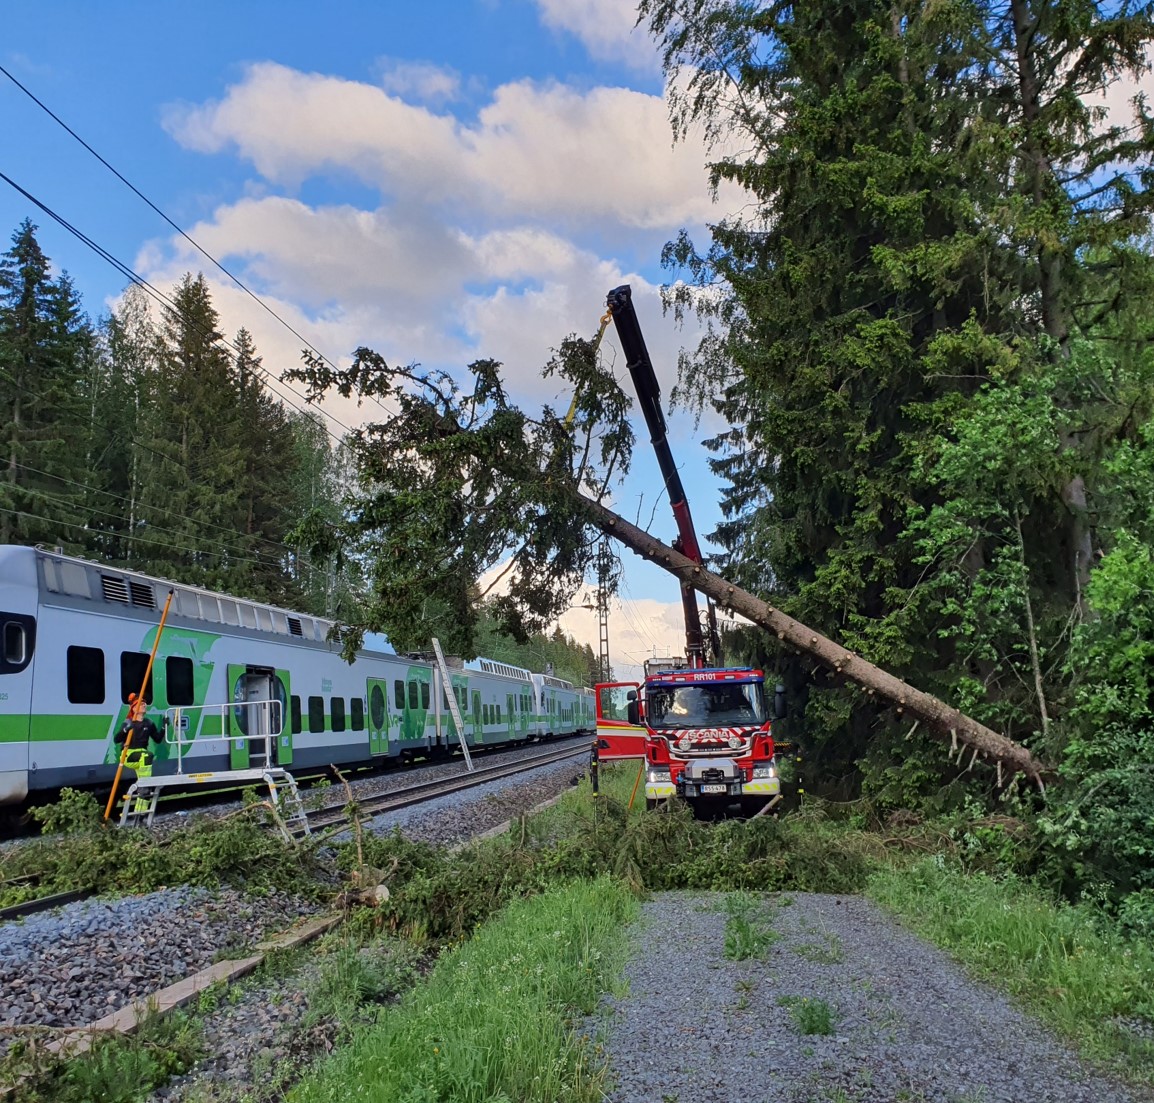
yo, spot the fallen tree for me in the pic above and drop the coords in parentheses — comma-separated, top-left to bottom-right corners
(579, 494, 1049, 790)
(286, 343, 1050, 791)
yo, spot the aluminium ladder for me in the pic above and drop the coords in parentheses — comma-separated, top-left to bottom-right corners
(431, 637, 474, 772)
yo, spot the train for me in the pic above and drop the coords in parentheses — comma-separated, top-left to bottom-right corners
(0, 544, 595, 806)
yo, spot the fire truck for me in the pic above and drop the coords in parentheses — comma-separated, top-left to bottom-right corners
(593, 285, 785, 813)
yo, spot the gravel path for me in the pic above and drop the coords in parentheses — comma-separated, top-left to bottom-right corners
(601, 892, 1149, 1103)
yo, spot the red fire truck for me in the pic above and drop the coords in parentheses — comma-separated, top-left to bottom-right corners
(593, 285, 785, 813)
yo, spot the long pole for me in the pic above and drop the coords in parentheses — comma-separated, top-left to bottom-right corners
(103, 588, 175, 821)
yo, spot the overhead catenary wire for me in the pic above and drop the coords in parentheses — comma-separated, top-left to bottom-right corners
(0, 62, 355, 387)
(0, 506, 285, 569)
(0, 169, 355, 450)
(12, 462, 298, 558)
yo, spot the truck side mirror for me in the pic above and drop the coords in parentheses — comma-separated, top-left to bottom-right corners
(774, 684, 787, 720)
(627, 700, 640, 725)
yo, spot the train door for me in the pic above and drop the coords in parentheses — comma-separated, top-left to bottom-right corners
(506, 693, 515, 740)
(227, 665, 290, 768)
(366, 678, 390, 756)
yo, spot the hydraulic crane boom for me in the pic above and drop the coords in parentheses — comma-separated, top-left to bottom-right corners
(605, 284, 719, 668)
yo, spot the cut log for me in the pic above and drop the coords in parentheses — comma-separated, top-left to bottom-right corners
(578, 492, 1049, 789)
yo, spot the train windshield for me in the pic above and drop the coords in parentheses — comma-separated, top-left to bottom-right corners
(645, 681, 766, 729)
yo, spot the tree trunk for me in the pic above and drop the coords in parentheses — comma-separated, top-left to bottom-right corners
(578, 492, 1050, 789)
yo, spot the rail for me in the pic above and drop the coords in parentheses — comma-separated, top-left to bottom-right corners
(306, 740, 590, 832)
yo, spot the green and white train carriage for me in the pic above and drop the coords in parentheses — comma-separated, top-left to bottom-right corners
(0, 545, 592, 806)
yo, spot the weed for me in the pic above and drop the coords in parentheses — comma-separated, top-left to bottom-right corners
(779, 995, 838, 1036)
(6, 1011, 201, 1103)
(724, 891, 779, 960)
(795, 933, 845, 965)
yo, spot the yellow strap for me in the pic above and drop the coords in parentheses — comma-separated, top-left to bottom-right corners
(564, 309, 613, 428)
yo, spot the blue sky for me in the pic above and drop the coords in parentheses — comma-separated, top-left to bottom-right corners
(1, 0, 744, 678)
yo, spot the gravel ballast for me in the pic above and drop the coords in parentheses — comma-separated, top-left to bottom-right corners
(0, 887, 319, 1039)
(600, 891, 1147, 1103)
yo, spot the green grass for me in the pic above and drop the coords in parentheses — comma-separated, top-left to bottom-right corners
(289, 876, 638, 1103)
(778, 995, 838, 1035)
(6, 1011, 202, 1103)
(723, 890, 778, 959)
(868, 857, 1154, 1080)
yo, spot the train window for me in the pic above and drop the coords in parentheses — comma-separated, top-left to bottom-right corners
(420, 682, 430, 709)
(308, 696, 325, 733)
(408, 680, 418, 709)
(496, 704, 501, 722)
(370, 686, 386, 730)
(395, 680, 405, 710)
(67, 645, 105, 704)
(483, 704, 490, 724)
(291, 695, 302, 734)
(165, 656, 194, 706)
(331, 697, 346, 733)
(351, 697, 365, 731)
(4, 622, 25, 664)
(120, 652, 154, 704)
(0, 614, 34, 675)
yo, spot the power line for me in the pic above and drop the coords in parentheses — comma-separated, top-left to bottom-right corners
(0, 62, 353, 385)
(17, 477, 291, 570)
(0, 506, 283, 569)
(12, 461, 297, 558)
(0, 169, 355, 448)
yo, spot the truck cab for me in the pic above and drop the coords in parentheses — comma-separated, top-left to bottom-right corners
(600, 666, 784, 813)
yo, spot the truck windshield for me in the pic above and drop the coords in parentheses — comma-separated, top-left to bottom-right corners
(646, 682, 766, 729)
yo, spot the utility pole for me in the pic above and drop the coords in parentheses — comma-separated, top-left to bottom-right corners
(596, 538, 611, 682)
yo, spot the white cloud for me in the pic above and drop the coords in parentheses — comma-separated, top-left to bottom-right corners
(163, 62, 730, 230)
(376, 58, 461, 104)
(533, 0, 661, 73)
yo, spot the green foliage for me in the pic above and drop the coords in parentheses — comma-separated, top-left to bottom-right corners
(0, 802, 325, 903)
(639, 0, 1154, 808)
(286, 334, 634, 654)
(289, 877, 638, 1103)
(869, 857, 1154, 1080)
(343, 770, 880, 947)
(779, 995, 838, 1036)
(1039, 533, 1154, 923)
(28, 787, 103, 835)
(6, 1011, 201, 1103)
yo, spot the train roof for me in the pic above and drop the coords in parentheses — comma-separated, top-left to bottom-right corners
(10, 544, 340, 645)
(465, 657, 533, 682)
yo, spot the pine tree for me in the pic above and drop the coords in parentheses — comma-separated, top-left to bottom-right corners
(0, 220, 94, 548)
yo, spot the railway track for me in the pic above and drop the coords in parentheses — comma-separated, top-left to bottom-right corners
(305, 740, 590, 832)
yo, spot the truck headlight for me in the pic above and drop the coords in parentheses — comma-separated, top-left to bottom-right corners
(752, 764, 776, 779)
(647, 767, 671, 783)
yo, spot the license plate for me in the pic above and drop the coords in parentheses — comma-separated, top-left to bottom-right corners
(701, 784, 726, 794)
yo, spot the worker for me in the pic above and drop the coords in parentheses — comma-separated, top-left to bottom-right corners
(115, 693, 164, 811)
